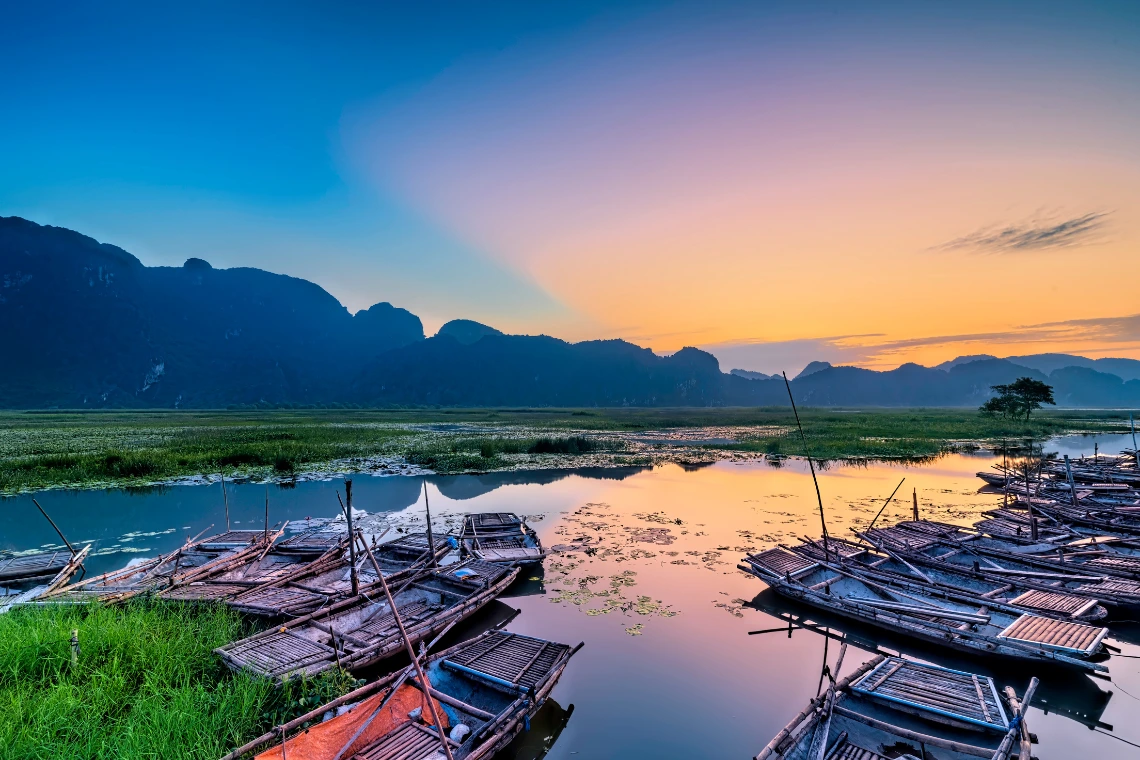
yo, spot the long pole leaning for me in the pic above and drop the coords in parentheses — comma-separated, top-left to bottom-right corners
(422, 480, 438, 569)
(340, 482, 359, 597)
(220, 473, 230, 532)
(865, 477, 906, 534)
(373, 540, 455, 760)
(31, 498, 77, 556)
(783, 372, 829, 561)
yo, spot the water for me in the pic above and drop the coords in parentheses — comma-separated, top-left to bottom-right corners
(2, 433, 1139, 758)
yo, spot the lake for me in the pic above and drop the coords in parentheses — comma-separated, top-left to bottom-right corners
(3, 432, 1139, 759)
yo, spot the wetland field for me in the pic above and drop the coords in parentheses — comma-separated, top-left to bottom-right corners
(0, 407, 1129, 494)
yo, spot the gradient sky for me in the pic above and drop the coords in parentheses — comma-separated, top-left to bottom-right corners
(3, 1, 1139, 374)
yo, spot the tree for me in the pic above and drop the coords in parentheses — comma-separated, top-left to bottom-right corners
(980, 377, 1056, 420)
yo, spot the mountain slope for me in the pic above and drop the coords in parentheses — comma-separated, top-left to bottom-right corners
(0, 216, 422, 407)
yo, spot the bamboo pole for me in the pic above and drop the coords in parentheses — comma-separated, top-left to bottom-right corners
(31, 498, 76, 555)
(220, 473, 230, 532)
(372, 549, 455, 760)
(783, 371, 829, 562)
(339, 484, 359, 596)
(865, 478, 905, 534)
(423, 480, 438, 569)
(912, 489, 919, 522)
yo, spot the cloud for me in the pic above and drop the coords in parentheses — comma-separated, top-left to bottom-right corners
(935, 211, 1111, 253)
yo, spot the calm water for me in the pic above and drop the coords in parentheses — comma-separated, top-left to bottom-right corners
(3, 432, 1139, 759)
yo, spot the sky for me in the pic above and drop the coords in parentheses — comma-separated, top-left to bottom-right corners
(2, 1, 1139, 375)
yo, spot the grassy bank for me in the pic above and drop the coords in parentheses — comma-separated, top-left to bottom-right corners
(0, 600, 353, 760)
(0, 408, 1129, 492)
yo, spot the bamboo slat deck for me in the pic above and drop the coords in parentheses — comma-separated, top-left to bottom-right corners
(196, 531, 265, 551)
(825, 741, 888, 760)
(443, 631, 571, 691)
(230, 586, 328, 616)
(997, 614, 1107, 655)
(1078, 577, 1140, 596)
(224, 630, 338, 679)
(0, 550, 70, 582)
(275, 530, 345, 554)
(1010, 589, 1099, 619)
(465, 513, 525, 534)
(851, 658, 1007, 733)
(1085, 556, 1140, 575)
(354, 722, 448, 760)
(799, 538, 868, 560)
(448, 559, 513, 586)
(162, 583, 248, 601)
(381, 532, 451, 557)
(747, 547, 816, 578)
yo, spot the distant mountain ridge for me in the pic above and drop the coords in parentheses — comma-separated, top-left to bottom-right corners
(2, 216, 1138, 409)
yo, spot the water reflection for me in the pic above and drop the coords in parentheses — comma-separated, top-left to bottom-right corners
(1, 432, 1137, 757)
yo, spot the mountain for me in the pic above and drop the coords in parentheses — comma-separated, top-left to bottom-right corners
(795, 361, 833, 379)
(3, 216, 1138, 409)
(0, 216, 422, 407)
(435, 319, 504, 344)
(730, 368, 775, 380)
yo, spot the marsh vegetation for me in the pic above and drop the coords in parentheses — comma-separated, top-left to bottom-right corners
(0, 408, 1126, 493)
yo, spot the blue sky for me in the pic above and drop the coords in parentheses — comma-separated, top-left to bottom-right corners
(3, 2, 1138, 373)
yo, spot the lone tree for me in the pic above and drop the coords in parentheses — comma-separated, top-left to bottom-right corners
(980, 377, 1055, 420)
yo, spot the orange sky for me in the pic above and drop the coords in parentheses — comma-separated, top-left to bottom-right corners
(343, 4, 1140, 372)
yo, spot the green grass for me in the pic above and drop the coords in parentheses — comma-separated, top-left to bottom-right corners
(0, 600, 354, 760)
(0, 407, 1129, 491)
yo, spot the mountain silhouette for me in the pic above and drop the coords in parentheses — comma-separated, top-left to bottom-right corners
(2, 216, 1138, 409)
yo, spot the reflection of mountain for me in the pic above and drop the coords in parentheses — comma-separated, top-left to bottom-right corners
(747, 589, 1114, 731)
(432, 467, 650, 501)
(493, 699, 574, 760)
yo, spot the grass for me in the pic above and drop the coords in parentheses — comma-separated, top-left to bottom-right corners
(0, 600, 354, 760)
(0, 407, 1129, 492)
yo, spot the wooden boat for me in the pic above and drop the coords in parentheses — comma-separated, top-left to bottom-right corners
(739, 546, 1109, 672)
(461, 513, 547, 566)
(874, 520, 1140, 583)
(792, 538, 1108, 622)
(0, 545, 91, 613)
(216, 559, 520, 682)
(0, 548, 73, 585)
(756, 653, 1038, 760)
(858, 524, 1140, 613)
(976, 470, 1010, 488)
(221, 627, 581, 760)
(42, 529, 273, 604)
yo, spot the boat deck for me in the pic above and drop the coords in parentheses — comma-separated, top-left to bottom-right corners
(850, 657, 1008, 733)
(825, 738, 888, 759)
(465, 512, 525, 534)
(746, 547, 817, 577)
(276, 530, 344, 554)
(1010, 589, 1099, 619)
(354, 721, 457, 760)
(231, 585, 328, 616)
(443, 630, 571, 691)
(196, 531, 264, 551)
(0, 550, 70, 582)
(162, 582, 247, 601)
(997, 614, 1107, 655)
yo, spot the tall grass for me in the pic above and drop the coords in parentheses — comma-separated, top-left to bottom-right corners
(0, 601, 352, 760)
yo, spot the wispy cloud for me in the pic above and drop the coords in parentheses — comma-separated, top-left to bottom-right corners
(935, 211, 1111, 253)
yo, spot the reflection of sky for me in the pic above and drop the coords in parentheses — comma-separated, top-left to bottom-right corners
(3, 452, 1137, 756)
(4, 3, 1140, 364)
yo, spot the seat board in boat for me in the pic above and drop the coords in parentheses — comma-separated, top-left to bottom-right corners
(850, 657, 1007, 732)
